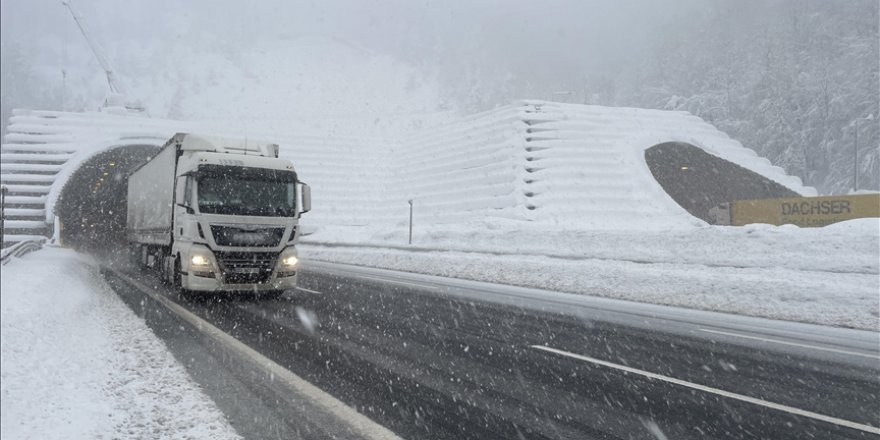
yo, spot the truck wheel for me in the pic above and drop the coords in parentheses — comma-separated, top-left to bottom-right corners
(160, 255, 171, 284)
(173, 259, 185, 293)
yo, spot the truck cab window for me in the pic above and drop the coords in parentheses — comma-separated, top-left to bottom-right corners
(196, 166, 296, 217)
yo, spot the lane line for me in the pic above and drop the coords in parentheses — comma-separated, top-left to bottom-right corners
(698, 328, 880, 360)
(530, 345, 880, 435)
(113, 271, 402, 440)
(295, 286, 323, 295)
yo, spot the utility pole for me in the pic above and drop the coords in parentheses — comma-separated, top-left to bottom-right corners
(61, 0, 144, 113)
(853, 114, 874, 192)
(62, 0, 120, 95)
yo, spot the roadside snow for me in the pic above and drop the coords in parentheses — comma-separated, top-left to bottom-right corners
(0, 247, 240, 440)
(300, 219, 880, 331)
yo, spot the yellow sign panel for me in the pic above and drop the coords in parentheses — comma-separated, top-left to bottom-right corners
(731, 194, 880, 227)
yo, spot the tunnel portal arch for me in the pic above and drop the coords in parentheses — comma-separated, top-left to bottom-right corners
(54, 144, 160, 256)
(644, 142, 800, 223)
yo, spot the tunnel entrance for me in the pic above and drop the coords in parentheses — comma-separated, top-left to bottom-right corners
(54, 145, 159, 257)
(645, 142, 800, 223)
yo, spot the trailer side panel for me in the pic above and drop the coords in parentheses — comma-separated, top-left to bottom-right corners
(127, 145, 177, 245)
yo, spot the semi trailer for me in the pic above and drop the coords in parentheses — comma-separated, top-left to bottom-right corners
(127, 132, 310, 295)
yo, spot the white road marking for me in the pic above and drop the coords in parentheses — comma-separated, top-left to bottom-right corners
(115, 271, 402, 440)
(698, 328, 880, 360)
(530, 344, 880, 435)
(295, 286, 323, 295)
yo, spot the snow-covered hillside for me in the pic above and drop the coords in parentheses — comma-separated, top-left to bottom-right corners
(58, 34, 451, 137)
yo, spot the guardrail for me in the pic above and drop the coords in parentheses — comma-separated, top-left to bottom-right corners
(0, 237, 46, 265)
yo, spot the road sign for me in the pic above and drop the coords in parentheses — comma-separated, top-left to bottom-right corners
(729, 194, 880, 227)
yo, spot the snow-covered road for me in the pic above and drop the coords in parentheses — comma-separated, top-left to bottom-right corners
(0, 247, 241, 440)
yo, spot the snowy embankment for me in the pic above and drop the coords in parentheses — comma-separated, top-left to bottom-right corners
(0, 248, 240, 440)
(291, 101, 877, 331)
(300, 219, 880, 331)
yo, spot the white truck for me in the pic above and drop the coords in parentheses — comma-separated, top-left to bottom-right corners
(127, 133, 310, 295)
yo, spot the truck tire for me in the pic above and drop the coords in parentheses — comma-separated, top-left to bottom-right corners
(173, 259, 185, 293)
(161, 255, 172, 284)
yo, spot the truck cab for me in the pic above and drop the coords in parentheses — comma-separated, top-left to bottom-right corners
(127, 133, 310, 295)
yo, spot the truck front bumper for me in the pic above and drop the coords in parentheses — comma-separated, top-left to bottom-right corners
(182, 272, 298, 292)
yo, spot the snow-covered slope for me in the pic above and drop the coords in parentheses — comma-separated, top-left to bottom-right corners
(70, 35, 450, 137)
(1, 101, 814, 246)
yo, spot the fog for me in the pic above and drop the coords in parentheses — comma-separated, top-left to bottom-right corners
(1, 0, 692, 66)
(1, 0, 700, 108)
(1, 0, 877, 193)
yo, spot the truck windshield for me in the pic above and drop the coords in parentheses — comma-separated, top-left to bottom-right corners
(196, 166, 296, 217)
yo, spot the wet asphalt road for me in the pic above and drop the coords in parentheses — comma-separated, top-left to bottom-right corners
(103, 262, 880, 440)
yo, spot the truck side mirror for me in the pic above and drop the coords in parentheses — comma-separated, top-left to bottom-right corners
(297, 182, 311, 215)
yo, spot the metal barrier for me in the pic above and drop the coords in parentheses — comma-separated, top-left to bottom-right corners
(0, 237, 46, 266)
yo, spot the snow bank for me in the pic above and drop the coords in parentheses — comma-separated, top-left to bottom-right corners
(300, 218, 880, 330)
(305, 217, 880, 274)
(0, 247, 240, 440)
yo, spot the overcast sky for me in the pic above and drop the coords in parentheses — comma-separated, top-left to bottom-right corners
(1, 0, 704, 82)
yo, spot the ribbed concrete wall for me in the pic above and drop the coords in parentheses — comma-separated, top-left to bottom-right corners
(512, 101, 815, 229)
(1, 110, 181, 246)
(0, 102, 815, 247)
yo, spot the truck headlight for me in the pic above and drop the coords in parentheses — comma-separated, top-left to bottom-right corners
(277, 248, 298, 277)
(189, 250, 215, 278)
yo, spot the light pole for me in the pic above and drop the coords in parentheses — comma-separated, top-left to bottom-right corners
(853, 114, 874, 192)
(407, 200, 413, 245)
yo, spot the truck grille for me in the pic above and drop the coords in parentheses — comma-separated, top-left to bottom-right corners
(215, 251, 277, 284)
(211, 225, 285, 247)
